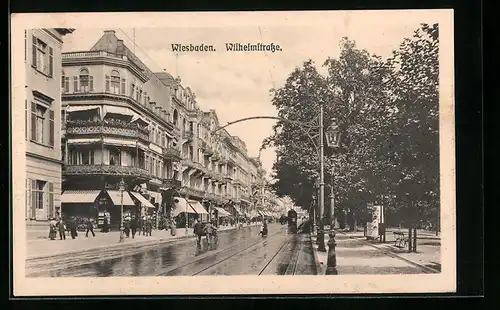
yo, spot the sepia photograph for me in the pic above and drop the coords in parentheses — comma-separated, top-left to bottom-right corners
(11, 10, 455, 295)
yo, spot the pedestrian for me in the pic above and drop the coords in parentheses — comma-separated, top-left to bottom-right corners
(124, 217, 131, 238)
(170, 218, 177, 236)
(57, 218, 66, 240)
(193, 219, 203, 246)
(85, 217, 95, 237)
(145, 216, 152, 236)
(68, 217, 77, 239)
(102, 216, 109, 233)
(48, 218, 57, 240)
(141, 215, 147, 235)
(130, 215, 138, 239)
(259, 219, 268, 237)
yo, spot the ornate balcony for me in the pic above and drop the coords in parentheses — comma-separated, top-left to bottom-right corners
(65, 120, 149, 142)
(162, 178, 181, 189)
(163, 147, 181, 161)
(63, 164, 151, 180)
(185, 187, 205, 199)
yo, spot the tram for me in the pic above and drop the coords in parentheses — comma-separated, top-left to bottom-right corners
(287, 209, 298, 234)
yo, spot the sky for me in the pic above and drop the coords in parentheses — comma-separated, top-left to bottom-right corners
(61, 19, 426, 179)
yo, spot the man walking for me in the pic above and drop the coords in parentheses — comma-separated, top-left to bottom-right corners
(85, 217, 95, 237)
(130, 215, 138, 239)
(57, 218, 66, 240)
(68, 216, 77, 239)
(193, 219, 203, 246)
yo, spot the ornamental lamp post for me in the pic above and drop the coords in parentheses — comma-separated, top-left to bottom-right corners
(118, 178, 126, 243)
(325, 120, 341, 228)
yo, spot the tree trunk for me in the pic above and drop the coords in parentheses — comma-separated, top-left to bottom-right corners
(412, 228, 417, 252)
(408, 227, 412, 252)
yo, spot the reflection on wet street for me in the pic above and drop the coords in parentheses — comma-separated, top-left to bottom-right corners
(27, 224, 317, 277)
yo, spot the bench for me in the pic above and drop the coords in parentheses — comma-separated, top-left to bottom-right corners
(393, 231, 409, 248)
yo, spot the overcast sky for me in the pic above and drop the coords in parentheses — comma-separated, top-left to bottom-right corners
(61, 17, 428, 178)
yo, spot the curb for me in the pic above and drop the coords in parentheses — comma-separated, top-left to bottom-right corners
(27, 224, 261, 261)
(355, 236, 441, 274)
(309, 233, 326, 275)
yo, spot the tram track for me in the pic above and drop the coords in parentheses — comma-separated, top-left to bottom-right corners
(156, 228, 288, 276)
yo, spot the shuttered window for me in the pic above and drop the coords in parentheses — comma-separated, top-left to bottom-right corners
(30, 179, 36, 219)
(25, 178, 29, 219)
(30, 102, 37, 141)
(49, 109, 54, 147)
(48, 46, 53, 77)
(89, 76, 94, 91)
(48, 182, 54, 218)
(31, 35, 37, 67)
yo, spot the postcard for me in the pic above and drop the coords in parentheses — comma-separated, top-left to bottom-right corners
(11, 10, 455, 296)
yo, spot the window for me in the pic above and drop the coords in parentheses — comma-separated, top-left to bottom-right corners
(61, 70, 69, 93)
(173, 109, 179, 126)
(77, 68, 93, 92)
(155, 128, 160, 145)
(161, 133, 165, 147)
(34, 180, 46, 210)
(32, 35, 53, 77)
(30, 102, 54, 147)
(121, 78, 126, 95)
(130, 80, 136, 98)
(109, 148, 121, 166)
(110, 70, 120, 94)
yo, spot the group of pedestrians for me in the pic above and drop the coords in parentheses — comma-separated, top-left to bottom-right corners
(123, 215, 153, 239)
(48, 213, 95, 241)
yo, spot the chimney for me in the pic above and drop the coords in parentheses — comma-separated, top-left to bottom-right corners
(116, 39, 125, 55)
(104, 29, 116, 34)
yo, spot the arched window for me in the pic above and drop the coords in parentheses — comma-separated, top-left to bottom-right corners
(79, 68, 92, 92)
(110, 70, 120, 94)
(173, 109, 179, 126)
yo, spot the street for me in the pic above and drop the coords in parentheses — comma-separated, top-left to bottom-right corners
(26, 223, 318, 277)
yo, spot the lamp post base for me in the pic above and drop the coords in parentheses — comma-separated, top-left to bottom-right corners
(317, 230, 327, 252)
(119, 227, 125, 243)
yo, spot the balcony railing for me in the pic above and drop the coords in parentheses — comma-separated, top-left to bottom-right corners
(163, 147, 181, 161)
(162, 178, 182, 189)
(184, 187, 205, 198)
(62, 51, 145, 77)
(63, 164, 151, 179)
(66, 120, 149, 142)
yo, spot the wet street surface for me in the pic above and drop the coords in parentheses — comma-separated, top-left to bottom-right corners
(27, 224, 318, 277)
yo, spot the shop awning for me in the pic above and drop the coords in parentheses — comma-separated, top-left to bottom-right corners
(232, 205, 243, 216)
(130, 191, 155, 209)
(258, 210, 264, 217)
(172, 197, 197, 216)
(102, 137, 137, 147)
(214, 207, 231, 217)
(107, 190, 135, 206)
(66, 138, 101, 145)
(187, 200, 209, 215)
(149, 191, 162, 206)
(103, 106, 135, 119)
(66, 105, 101, 114)
(61, 190, 101, 204)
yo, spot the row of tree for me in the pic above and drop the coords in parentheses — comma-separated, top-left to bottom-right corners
(263, 24, 440, 229)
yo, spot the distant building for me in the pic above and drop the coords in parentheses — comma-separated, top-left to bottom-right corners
(25, 28, 74, 224)
(59, 29, 270, 228)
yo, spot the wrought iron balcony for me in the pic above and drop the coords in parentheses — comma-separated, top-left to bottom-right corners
(163, 147, 181, 161)
(63, 164, 151, 180)
(185, 187, 205, 198)
(65, 120, 149, 142)
(162, 178, 181, 189)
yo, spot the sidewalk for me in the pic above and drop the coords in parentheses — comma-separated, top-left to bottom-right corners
(311, 227, 441, 274)
(27, 223, 259, 260)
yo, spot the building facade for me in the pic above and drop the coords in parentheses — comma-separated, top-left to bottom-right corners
(25, 28, 74, 224)
(60, 29, 271, 228)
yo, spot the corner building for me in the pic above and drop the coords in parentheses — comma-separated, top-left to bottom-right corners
(25, 28, 74, 225)
(60, 30, 181, 229)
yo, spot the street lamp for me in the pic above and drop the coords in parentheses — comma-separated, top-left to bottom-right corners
(118, 178, 126, 243)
